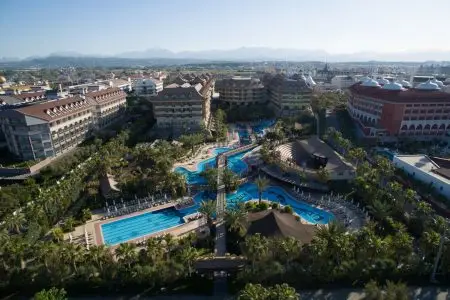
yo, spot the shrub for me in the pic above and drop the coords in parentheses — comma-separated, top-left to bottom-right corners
(295, 215, 301, 222)
(271, 202, 279, 210)
(282, 205, 293, 214)
(257, 202, 269, 211)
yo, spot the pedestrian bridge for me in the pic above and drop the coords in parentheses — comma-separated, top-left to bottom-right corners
(194, 256, 247, 271)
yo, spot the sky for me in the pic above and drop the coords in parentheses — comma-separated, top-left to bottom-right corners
(2, 0, 450, 58)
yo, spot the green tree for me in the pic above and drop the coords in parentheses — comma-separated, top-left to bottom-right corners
(4, 212, 25, 234)
(316, 166, 330, 184)
(268, 283, 299, 300)
(51, 227, 64, 242)
(238, 283, 269, 300)
(201, 168, 218, 192)
(115, 243, 138, 268)
(225, 203, 248, 235)
(81, 208, 92, 222)
(384, 281, 409, 300)
(34, 287, 67, 300)
(363, 280, 383, 300)
(198, 200, 216, 229)
(223, 168, 240, 192)
(255, 176, 270, 204)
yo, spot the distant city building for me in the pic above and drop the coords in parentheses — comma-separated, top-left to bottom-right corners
(331, 75, 356, 90)
(133, 78, 163, 96)
(0, 88, 126, 160)
(393, 155, 450, 198)
(266, 74, 312, 117)
(348, 79, 450, 139)
(215, 76, 266, 106)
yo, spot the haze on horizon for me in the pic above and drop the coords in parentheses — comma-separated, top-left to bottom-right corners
(2, 0, 450, 60)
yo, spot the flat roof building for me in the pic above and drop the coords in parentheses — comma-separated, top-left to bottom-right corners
(393, 154, 450, 199)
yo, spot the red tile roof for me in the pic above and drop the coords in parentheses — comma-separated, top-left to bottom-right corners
(86, 87, 126, 104)
(15, 96, 92, 121)
(14, 91, 46, 101)
(349, 83, 450, 103)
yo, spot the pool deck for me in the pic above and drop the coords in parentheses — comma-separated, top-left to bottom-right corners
(104, 217, 207, 250)
(66, 201, 207, 248)
(92, 201, 177, 245)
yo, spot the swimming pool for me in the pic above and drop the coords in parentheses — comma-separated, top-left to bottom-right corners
(181, 182, 334, 224)
(101, 182, 333, 245)
(101, 208, 184, 246)
(174, 147, 250, 185)
(252, 119, 276, 135)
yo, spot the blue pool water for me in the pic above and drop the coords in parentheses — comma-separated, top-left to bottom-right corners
(184, 183, 334, 224)
(252, 119, 276, 135)
(102, 136, 332, 245)
(101, 183, 333, 245)
(174, 147, 250, 185)
(101, 208, 184, 245)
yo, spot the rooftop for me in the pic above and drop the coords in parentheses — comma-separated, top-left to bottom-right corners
(349, 82, 450, 103)
(395, 154, 450, 184)
(14, 96, 91, 121)
(247, 210, 317, 243)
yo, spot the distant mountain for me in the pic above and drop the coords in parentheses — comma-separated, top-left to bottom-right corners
(115, 47, 450, 62)
(1, 47, 450, 68)
(0, 56, 209, 69)
(116, 47, 329, 61)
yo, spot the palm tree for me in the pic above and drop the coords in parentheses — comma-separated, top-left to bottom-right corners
(115, 243, 137, 268)
(269, 284, 300, 300)
(274, 237, 301, 270)
(63, 217, 76, 232)
(384, 280, 409, 300)
(363, 280, 383, 300)
(4, 213, 25, 234)
(348, 147, 367, 167)
(176, 246, 199, 276)
(51, 227, 64, 242)
(198, 200, 216, 228)
(367, 199, 392, 221)
(81, 208, 92, 222)
(163, 233, 178, 258)
(316, 166, 330, 184)
(254, 176, 269, 204)
(242, 234, 270, 270)
(225, 204, 248, 236)
(144, 238, 164, 263)
(63, 243, 85, 272)
(238, 283, 269, 300)
(34, 287, 67, 300)
(88, 245, 111, 272)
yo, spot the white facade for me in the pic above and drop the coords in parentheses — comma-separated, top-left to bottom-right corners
(133, 78, 163, 96)
(331, 76, 355, 89)
(393, 155, 450, 198)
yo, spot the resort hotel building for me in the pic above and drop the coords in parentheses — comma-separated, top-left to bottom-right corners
(347, 78, 450, 139)
(149, 74, 214, 134)
(215, 76, 266, 107)
(0, 87, 127, 160)
(265, 74, 313, 117)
